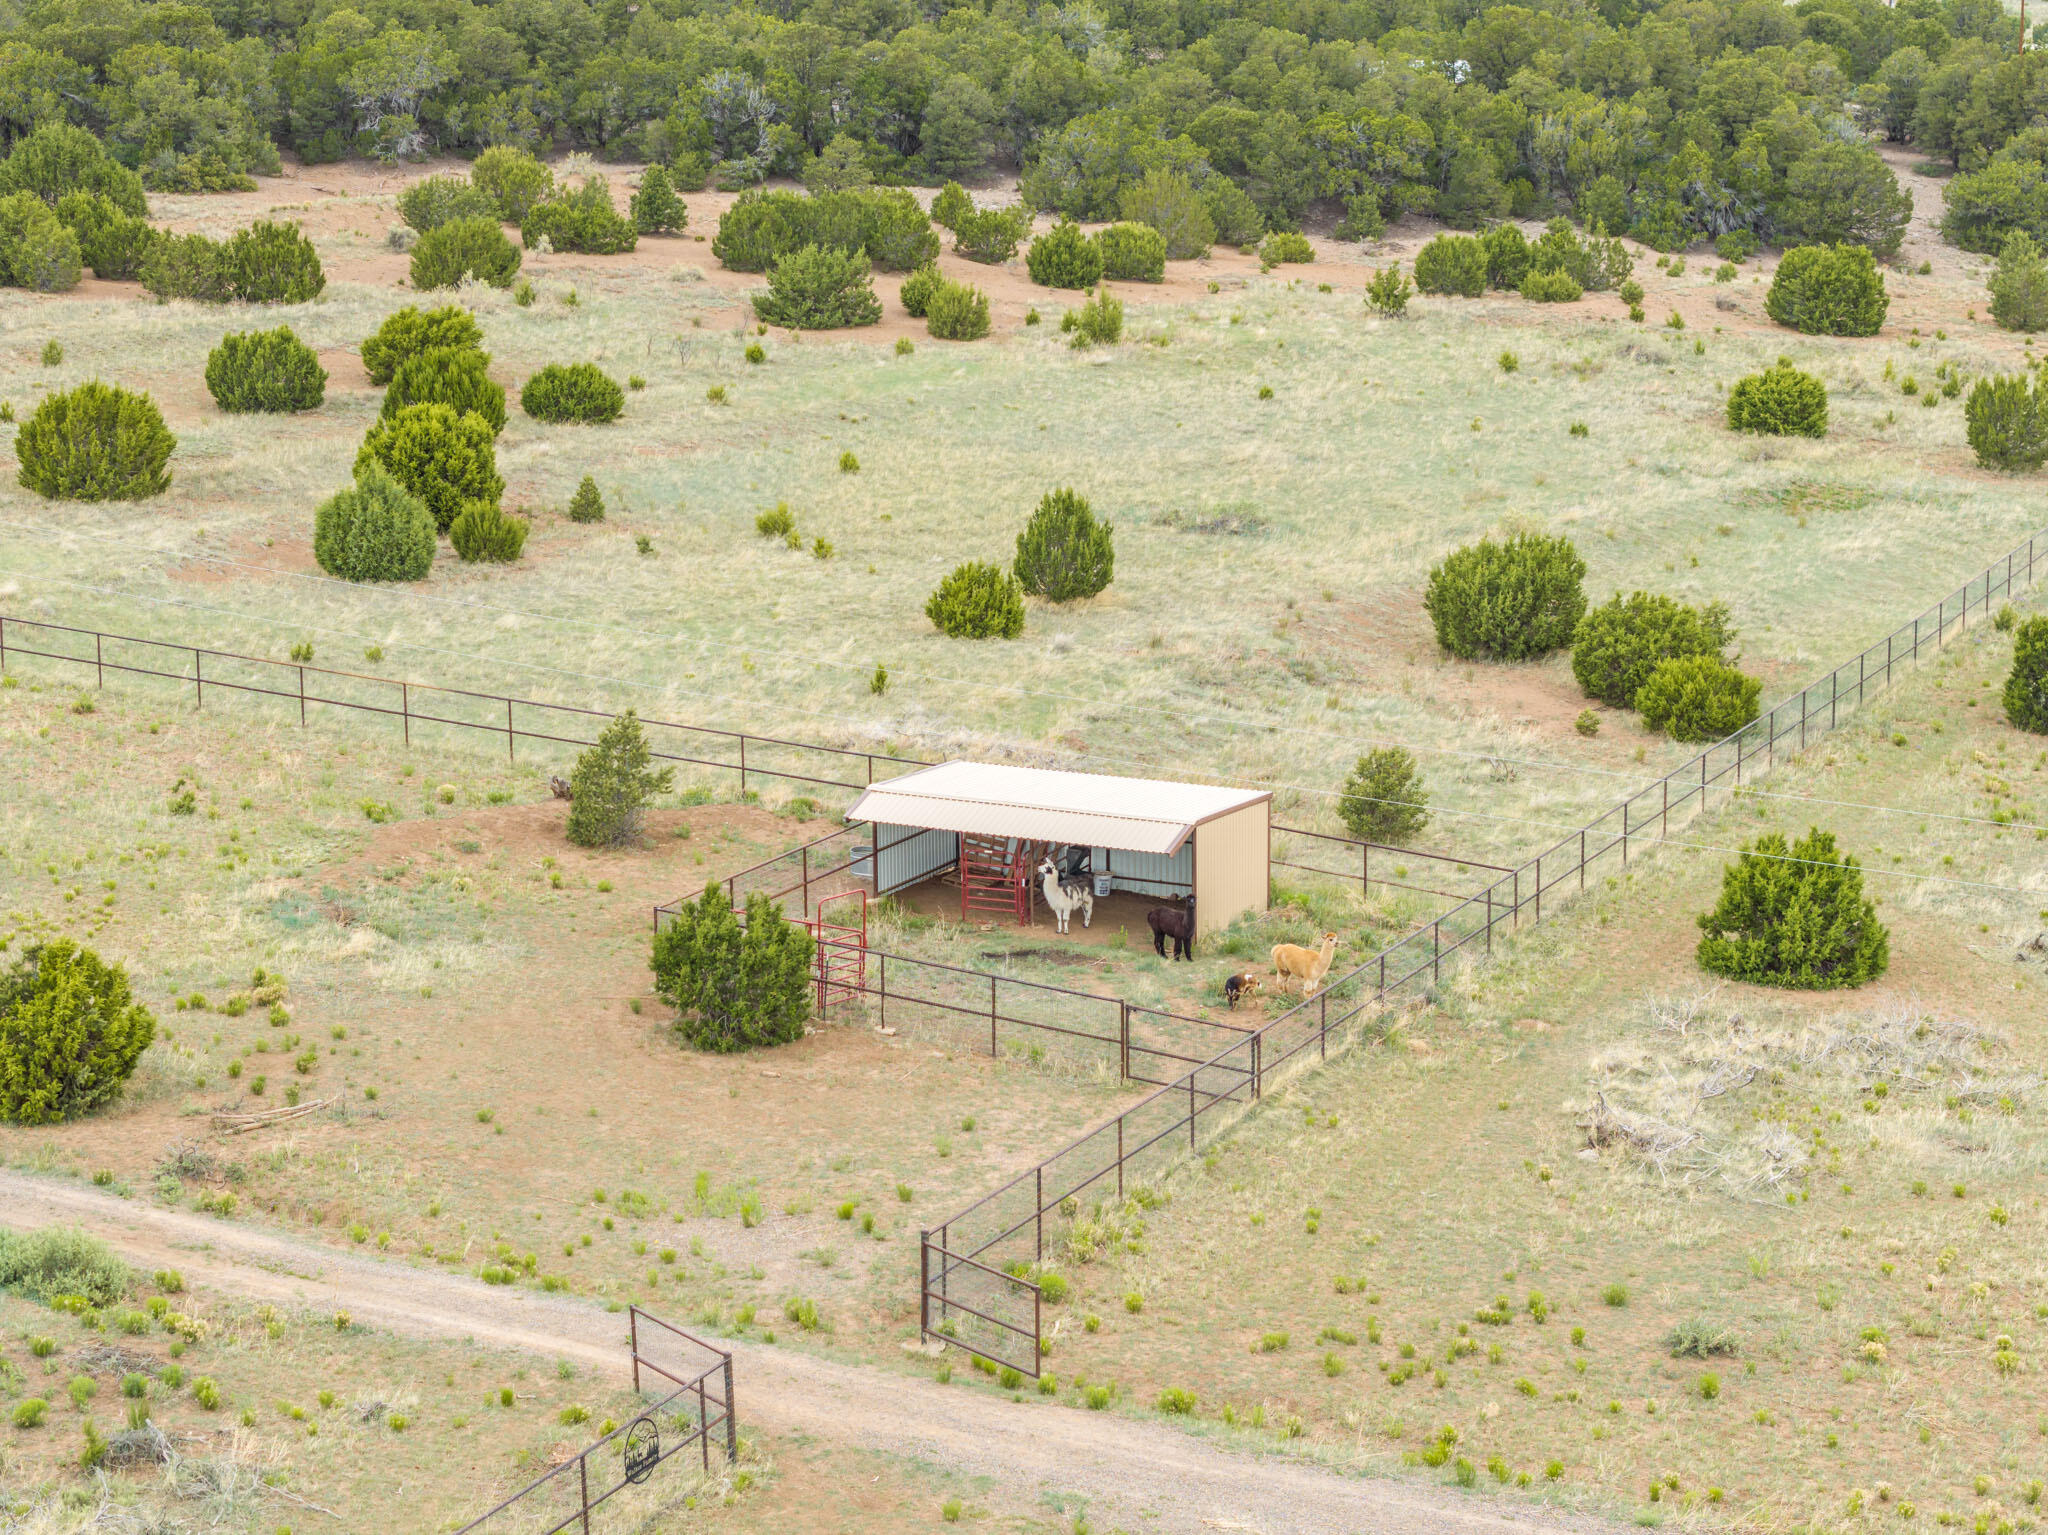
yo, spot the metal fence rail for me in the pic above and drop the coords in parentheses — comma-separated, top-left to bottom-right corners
(0, 614, 927, 799)
(454, 1307, 733, 1535)
(920, 526, 2048, 1376)
(1270, 824, 1514, 906)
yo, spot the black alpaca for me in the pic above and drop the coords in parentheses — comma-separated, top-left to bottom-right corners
(1147, 898, 1196, 961)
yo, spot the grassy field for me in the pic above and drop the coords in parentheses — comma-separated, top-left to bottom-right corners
(4, 161, 2048, 1531)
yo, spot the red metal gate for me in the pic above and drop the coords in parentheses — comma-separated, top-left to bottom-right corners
(812, 890, 867, 1013)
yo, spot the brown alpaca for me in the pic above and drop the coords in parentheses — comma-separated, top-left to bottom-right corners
(1270, 932, 1339, 996)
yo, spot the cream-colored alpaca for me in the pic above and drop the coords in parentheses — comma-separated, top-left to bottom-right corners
(1271, 932, 1339, 996)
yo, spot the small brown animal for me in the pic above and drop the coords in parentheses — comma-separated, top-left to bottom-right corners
(1223, 972, 1262, 1009)
(1271, 932, 1339, 996)
(549, 775, 574, 801)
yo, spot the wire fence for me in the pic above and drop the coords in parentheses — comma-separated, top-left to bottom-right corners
(452, 1308, 733, 1535)
(920, 525, 2048, 1377)
(1270, 823, 1516, 907)
(0, 614, 927, 800)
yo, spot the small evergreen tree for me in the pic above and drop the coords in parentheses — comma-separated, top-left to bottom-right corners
(926, 280, 991, 339)
(1966, 374, 2048, 470)
(1727, 362, 1828, 436)
(0, 192, 81, 292)
(1025, 219, 1102, 288)
(1423, 533, 1587, 661)
(567, 475, 605, 523)
(926, 561, 1025, 638)
(205, 326, 326, 414)
(1014, 488, 1113, 601)
(520, 363, 626, 424)
(1119, 168, 1213, 259)
(1764, 244, 1888, 336)
(802, 133, 872, 193)
(1202, 179, 1263, 246)
(383, 345, 504, 433)
(1365, 263, 1412, 317)
(1061, 288, 1123, 346)
(1260, 230, 1314, 265)
(1412, 234, 1486, 296)
(16, 383, 174, 501)
(1990, 230, 2048, 332)
(1095, 222, 1166, 281)
(521, 179, 637, 253)
(312, 463, 436, 582)
(2005, 614, 2048, 733)
(448, 499, 529, 561)
(0, 941, 155, 1125)
(1571, 593, 1733, 708)
(410, 216, 522, 289)
(566, 710, 674, 848)
(1480, 223, 1530, 290)
(1696, 829, 1889, 989)
(953, 206, 1029, 263)
(630, 165, 686, 235)
(214, 220, 324, 303)
(930, 181, 972, 230)
(361, 305, 484, 386)
(1338, 748, 1430, 844)
(396, 174, 497, 232)
(1636, 654, 1762, 741)
(898, 263, 942, 317)
(469, 146, 554, 222)
(354, 402, 503, 532)
(752, 244, 882, 329)
(650, 884, 813, 1053)
(54, 191, 155, 280)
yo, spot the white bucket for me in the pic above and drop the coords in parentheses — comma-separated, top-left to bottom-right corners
(1093, 875, 1112, 898)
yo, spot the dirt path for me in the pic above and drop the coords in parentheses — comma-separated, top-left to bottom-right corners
(0, 1171, 1620, 1535)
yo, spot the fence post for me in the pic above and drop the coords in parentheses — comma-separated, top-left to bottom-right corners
(1661, 780, 1668, 838)
(1117, 1118, 1124, 1200)
(1119, 1002, 1129, 1080)
(579, 1454, 591, 1535)
(402, 682, 410, 746)
(1621, 803, 1629, 867)
(0, 616, 7, 674)
(1362, 841, 1369, 899)
(1379, 951, 1386, 994)
(1534, 854, 1541, 923)
(1485, 886, 1492, 955)
(802, 845, 810, 918)
(739, 736, 747, 797)
(298, 665, 306, 726)
(920, 1231, 930, 1338)
(879, 952, 887, 1030)
(1189, 1073, 1196, 1148)
(505, 698, 514, 762)
(630, 1306, 640, 1393)
(1035, 1165, 1043, 1261)
(1579, 830, 1587, 890)
(989, 975, 997, 1057)
(94, 632, 102, 690)
(723, 1355, 737, 1462)
(193, 649, 202, 709)
(1320, 990, 1328, 1058)
(1432, 921, 1441, 984)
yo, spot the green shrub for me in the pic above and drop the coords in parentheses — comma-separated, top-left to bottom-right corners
(0, 942, 155, 1126)
(1990, 230, 2048, 333)
(1571, 593, 1733, 708)
(653, 887, 812, 1053)
(567, 711, 674, 848)
(1423, 533, 1587, 661)
(1202, 178, 1264, 246)
(898, 263, 942, 317)
(1764, 244, 1887, 336)
(1089, 222, 1162, 282)
(1260, 229, 1314, 265)
(1366, 263, 1412, 317)
(1519, 267, 1582, 302)
(10, 1399, 43, 1428)
(567, 475, 605, 523)
(1528, 217, 1630, 290)
(0, 192, 81, 292)
(1119, 168, 1213, 259)
(361, 305, 484, 387)
(1014, 487, 1113, 601)
(522, 179, 637, 254)
(203, 220, 324, 303)
(752, 244, 882, 329)
(1061, 288, 1123, 346)
(926, 561, 1025, 639)
(1727, 362, 1828, 437)
(1667, 1319, 1739, 1358)
(630, 165, 686, 235)
(0, 1228, 127, 1308)
(0, 124, 147, 216)
(712, 187, 936, 273)
(469, 147, 554, 222)
(205, 326, 326, 414)
(520, 362, 626, 424)
(930, 182, 971, 230)
(313, 463, 436, 582)
(1480, 224, 1530, 290)
(139, 232, 227, 302)
(54, 192, 155, 280)
(449, 500, 529, 562)
(926, 280, 991, 340)
(1715, 229, 1759, 262)
(1026, 219, 1102, 289)
(1696, 828, 1888, 989)
(1338, 747, 1430, 844)
(1966, 374, 2048, 470)
(954, 206, 1030, 263)
(16, 382, 174, 501)
(1413, 234, 1486, 296)
(410, 216, 522, 290)
(1636, 654, 1762, 741)
(397, 174, 497, 233)
(385, 345, 505, 434)
(355, 403, 503, 532)
(2005, 615, 2048, 733)
(1157, 1387, 1197, 1414)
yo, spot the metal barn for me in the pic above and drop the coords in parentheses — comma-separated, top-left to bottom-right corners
(843, 761, 1270, 938)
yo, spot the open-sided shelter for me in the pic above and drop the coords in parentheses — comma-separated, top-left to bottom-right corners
(843, 761, 1270, 937)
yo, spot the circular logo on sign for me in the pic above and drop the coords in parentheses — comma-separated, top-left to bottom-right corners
(623, 1416, 660, 1485)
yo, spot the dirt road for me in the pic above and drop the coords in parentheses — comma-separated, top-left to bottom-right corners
(0, 1171, 1618, 1535)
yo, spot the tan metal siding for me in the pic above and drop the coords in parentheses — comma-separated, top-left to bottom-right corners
(1194, 801, 1269, 936)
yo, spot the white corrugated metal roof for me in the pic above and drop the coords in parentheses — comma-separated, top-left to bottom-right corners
(843, 762, 1269, 857)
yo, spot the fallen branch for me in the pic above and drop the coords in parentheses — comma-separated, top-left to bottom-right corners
(212, 1098, 333, 1135)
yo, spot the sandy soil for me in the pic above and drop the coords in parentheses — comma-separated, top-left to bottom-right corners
(0, 1169, 1622, 1535)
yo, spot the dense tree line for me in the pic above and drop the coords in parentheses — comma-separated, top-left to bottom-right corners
(0, 0, 2027, 249)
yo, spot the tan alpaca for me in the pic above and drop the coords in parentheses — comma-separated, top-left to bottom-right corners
(1271, 932, 1339, 996)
